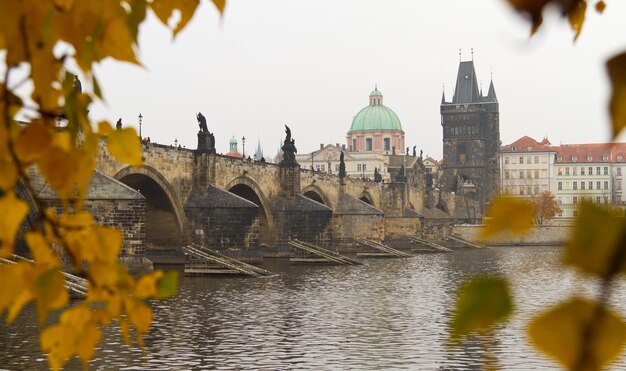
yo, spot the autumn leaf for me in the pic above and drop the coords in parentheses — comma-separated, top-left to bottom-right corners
(156, 270, 179, 299)
(568, 0, 586, 41)
(607, 52, 626, 138)
(564, 202, 626, 278)
(14, 121, 54, 164)
(0, 192, 29, 257)
(34, 269, 69, 325)
(107, 127, 142, 166)
(480, 196, 534, 240)
(528, 297, 626, 369)
(450, 275, 513, 343)
(151, 0, 200, 36)
(25, 231, 60, 268)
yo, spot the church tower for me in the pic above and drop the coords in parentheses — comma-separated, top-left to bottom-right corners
(440, 58, 500, 213)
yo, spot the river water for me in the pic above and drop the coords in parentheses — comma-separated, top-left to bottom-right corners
(2, 246, 626, 370)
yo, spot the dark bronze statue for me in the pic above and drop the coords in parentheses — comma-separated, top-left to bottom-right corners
(116, 118, 122, 130)
(339, 151, 346, 178)
(281, 125, 297, 164)
(197, 112, 208, 133)
(374, 167, 382, 182)
(413, 145, 416, 157)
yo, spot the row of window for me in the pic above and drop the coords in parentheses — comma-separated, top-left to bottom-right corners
(557, 181, 609, 190)
(558, 166, 609, 176)
(504, 170, 547, 179)
(558, 196, 609, 205)
(444, 125, 479, 137)
(351, 138, 393, 152)
(504, 156, 547, 165)
(556, 154, 616, 163)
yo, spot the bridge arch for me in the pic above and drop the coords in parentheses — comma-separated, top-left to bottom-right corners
(301, 184, 332, 209)
(359, 191, 375, 206)
(114, 166, 185, 248)
(225, 175, 273, 225)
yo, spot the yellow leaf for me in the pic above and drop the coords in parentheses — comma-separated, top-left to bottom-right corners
(212, 0, 226, 13)
(0, 156, 17, 192)
(0, 192, 29, 257)
(34, 269, 69, 325)
(125, 298, 152, 337)
(564, 202, 626, 278)
(567, 0, 586, 41)
(480, 196, 534, 240)
(99, 16, 139, 64)
(25, 231, 60, 267)
(107, 127, 142, 166)
(0, 264, 26, 316)
(51, 131, 72, 152)
(595, 0, 606, 13)
(449, 275, 513, 343)
(119, 317, 131, 345)
(134, 271, 163, 299)
(156, 270, 179, 299)
(98, 121, 114, 136)
(528, 297, 626, 370)
(608, 52, 626, 138)
(505, 0, 547, 36)
(151, 0, 200, 36)
(76, 321, 102, 365)
(37, 147, 80, 197)
(14, 120, 54, 164)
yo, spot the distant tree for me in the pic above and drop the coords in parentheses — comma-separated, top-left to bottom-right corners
(532, 191, 562, 225)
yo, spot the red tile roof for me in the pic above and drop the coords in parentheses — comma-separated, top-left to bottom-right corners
(501, 136, 555, 153)
(555, 142, 626, 163)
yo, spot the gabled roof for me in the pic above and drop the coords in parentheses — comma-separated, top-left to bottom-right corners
(501, 136, 556, 153)
(554, 142, 626, 164)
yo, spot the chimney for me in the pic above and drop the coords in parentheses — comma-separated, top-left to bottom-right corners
(320, 143, 324, 150)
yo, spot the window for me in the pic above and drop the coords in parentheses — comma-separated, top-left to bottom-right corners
(534, 185, 539, 194)
(572, 155, 577, 162)
(619, 154, 624, 161)
(565, 167, 570, 175)
(573, 167, 577, 175)
(604, 181, 609, 190)
(581, 182, 585, 190)
(335, 164, 339, 172)
(557, 156, 563, 162)
(597, 196, 601, 204)
(589, 181, 593, 190)
(558, 167, 563, 176)
(603, 155, 609, 161)
(618, 195, 622, 204)
(383, 138, 391, 151)
(573, 196, 578, 205)
(597, 181, 601, 189)
(519, 171, 524, 179)
(619, 182, 623, 191)
(589, 167, 593, 175)
(520, 157, 524, 164)
(527, 146, 532, 151)
(320, 164, 325, 172)
(596, 167, 601, 175)
(365, 138, 373, 151)
(357, 164, 362, 171)
(558, 196, 562, 204)
(604, 167, 609, 175)
(352, 139, 356, 152)
(581, 167, 585, 175)
(527, 170, 532, 179)
(527, 186, 532, 195)
(315, 164, 320, 171)
(520, 187, 524, 195)
(505, 171, 510, 179)
(618, 168, 622, 176)
(587, 156, 593, 161)
(573, 210, 578, 217)
(534, 170, 539, 179)
(604, 196, 609, 204)
(534, 156, 539, 164)
(573, 182, 578, 190)
(558, 182, 563, 190)
(528, 157, 532, 164)
(504, 157, 509, 164)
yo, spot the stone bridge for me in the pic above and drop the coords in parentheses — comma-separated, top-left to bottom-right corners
(94, 138, 426, 255)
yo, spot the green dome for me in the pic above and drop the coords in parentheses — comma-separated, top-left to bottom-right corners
(349, 104, 403, 133)
(370, 88, 383, 97)
(229, 136, 237, 144)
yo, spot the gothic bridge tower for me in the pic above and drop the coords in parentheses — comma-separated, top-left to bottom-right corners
(440, 58, 500, 213)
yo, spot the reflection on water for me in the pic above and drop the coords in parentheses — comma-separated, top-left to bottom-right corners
(1, 246, 625, 370)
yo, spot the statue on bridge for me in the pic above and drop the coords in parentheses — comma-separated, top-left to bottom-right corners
(116, 118, 122, 130)
(195, 112, 215, 154)
(374, 167, 382, 183)
(197, 112, 209, 133)
(339, 151, 346, 179)
(281, 125, 298, 164)
(412, 145, 416, 157)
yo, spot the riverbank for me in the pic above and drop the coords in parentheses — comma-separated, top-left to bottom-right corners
(452, 224, 571, 246)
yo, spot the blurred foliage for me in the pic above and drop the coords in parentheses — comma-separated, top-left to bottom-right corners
(0, 0, 224, 369)
(452, 3, 626, 369)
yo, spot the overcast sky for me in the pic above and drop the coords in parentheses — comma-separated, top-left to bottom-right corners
(89, 0, 626, 160)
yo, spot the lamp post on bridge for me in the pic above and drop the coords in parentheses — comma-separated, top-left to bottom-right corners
(242, 136, 246, 158)
(138, 113, 143, 139)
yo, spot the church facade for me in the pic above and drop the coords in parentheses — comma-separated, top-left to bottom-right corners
(440, 59, 500, 213)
